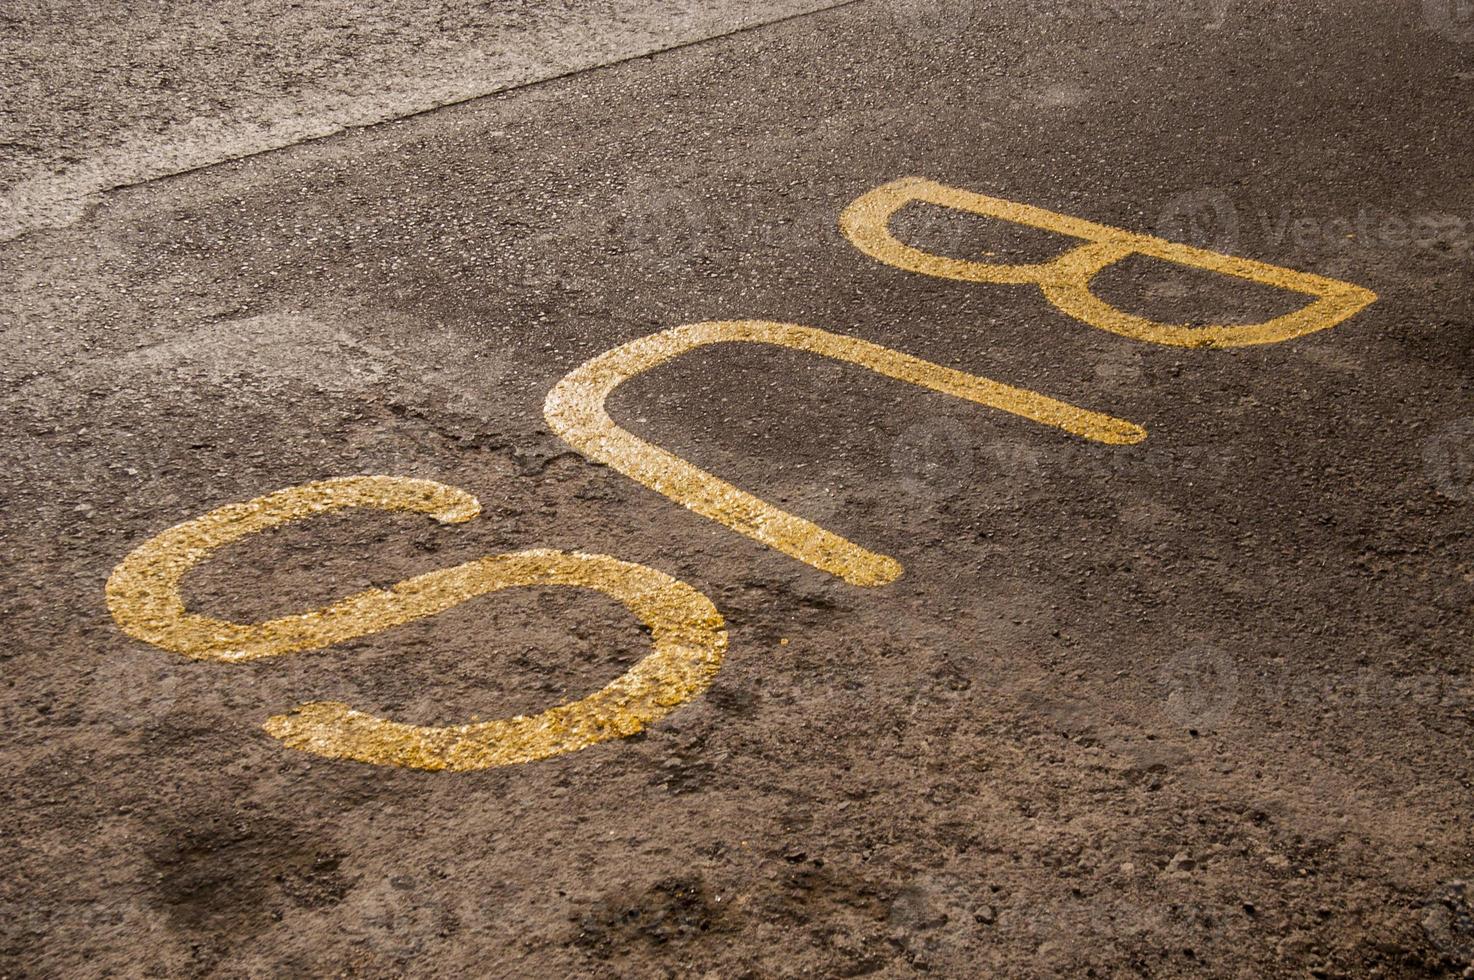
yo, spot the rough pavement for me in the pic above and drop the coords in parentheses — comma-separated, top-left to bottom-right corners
(0, 0, 844, 239)
(3, 0, 1474, 976)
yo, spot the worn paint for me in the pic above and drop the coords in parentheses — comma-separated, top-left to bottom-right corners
(106, 476, 727, 770)
(544, 320, 1145, 586)
(840, 177, 1377, 347)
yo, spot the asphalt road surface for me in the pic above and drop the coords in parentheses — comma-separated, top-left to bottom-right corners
(4, 1, 1474, 976)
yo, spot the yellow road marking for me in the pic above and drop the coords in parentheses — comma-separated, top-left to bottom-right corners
(543, 320, 1146, 587)
(106, 476, 727, 771)
(840, 177, 1377, 348)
